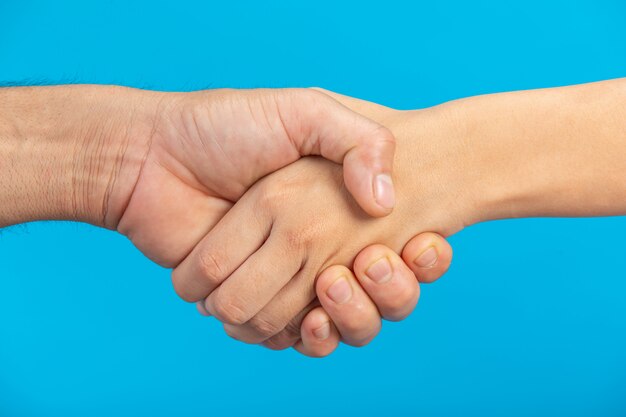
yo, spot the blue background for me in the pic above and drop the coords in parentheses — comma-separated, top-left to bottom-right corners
(1, 1, 625, 416)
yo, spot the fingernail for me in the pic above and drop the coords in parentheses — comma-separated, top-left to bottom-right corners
(313, 322, 330, 340)
(326, 276, 352, 304)
(374, 173, 395, 209)
(414, 246, 438, 268)
(365, 257, 393, 283)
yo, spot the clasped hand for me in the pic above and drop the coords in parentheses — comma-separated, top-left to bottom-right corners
(108, 88, 455, 357)
(4, 79, 624, 356)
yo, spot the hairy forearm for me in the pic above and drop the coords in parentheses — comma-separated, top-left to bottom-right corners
(402, 78, 626, 229)
(0, 85, 154, 228)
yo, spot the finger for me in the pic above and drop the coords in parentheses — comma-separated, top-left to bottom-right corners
(316, 265, 382, 347)
(116, 160, 233, 267)
(293, 307, 340, 358)
(171, 196, 271, 303)
(203, 232, 302, 325)
(260, 299, 320, 350)
(401, 232, 453, 283)
(224, 268, 319, 344)
(278, 89, 396, 217)
(352, 244, 420, 322)
(196, 301, 211, 317)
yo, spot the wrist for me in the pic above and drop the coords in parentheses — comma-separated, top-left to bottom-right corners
(433, 85, 611, 226)
(0, 85, 159, 228)
(410, 95, 537, 228)
(389, 104, 478, 236)
(444, 87, 601, 225)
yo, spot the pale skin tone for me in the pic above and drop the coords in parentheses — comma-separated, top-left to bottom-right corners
(177, 78, 626, 356)
(3, 79, 625, 358)
(0, 85, 450, 357)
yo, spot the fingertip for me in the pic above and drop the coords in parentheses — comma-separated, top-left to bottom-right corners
(316, 265, 382, 347)
(316, 265, 352, 295)
(342, 129, 396, 218)
(293, 339, 338, 358)
(353, 244, 420, 322)
(352, 244, 396, 277)
(295, 308, 340, 358)
(303, 308, 335, 341)
(373, 172, 396, 212)
(307, 90, 396, 218)
(402, 232, 453, 283)
(342, 167, 394, 218)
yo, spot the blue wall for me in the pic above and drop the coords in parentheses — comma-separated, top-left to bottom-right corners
(1, 1, 625, 416)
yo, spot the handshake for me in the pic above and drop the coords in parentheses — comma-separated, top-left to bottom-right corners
(1, 79, 624, 357)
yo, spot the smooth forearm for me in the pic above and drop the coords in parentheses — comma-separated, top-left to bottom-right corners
(435, 78, 626, 226)
(0, 85, 155, 228)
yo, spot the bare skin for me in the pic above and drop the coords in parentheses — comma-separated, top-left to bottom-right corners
(291, 233, 453, 357)
(179, 78, 626, 355)
(0, 85, 449, 357)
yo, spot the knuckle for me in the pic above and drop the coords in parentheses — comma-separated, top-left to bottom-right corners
(283, 228, 304, 251)
(247, 315, 282, 340)
(211, 294, 248, 325)
(171, 271, 200, 303)
(262, 338, 292, 351)
(197, 251, 225, 286)
(256, 180, 285, 212)
(282, 223, 319, 251)
(283, 315, 304, 340)
(263, 327, 301, 351)
(223, 324, 261, 345)
(222, 324, 245, 342)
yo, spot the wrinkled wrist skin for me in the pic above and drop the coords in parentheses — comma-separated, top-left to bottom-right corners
(0, 85, 159, 228)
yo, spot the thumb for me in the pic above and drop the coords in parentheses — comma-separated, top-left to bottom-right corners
(276, 88, 396, 217)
